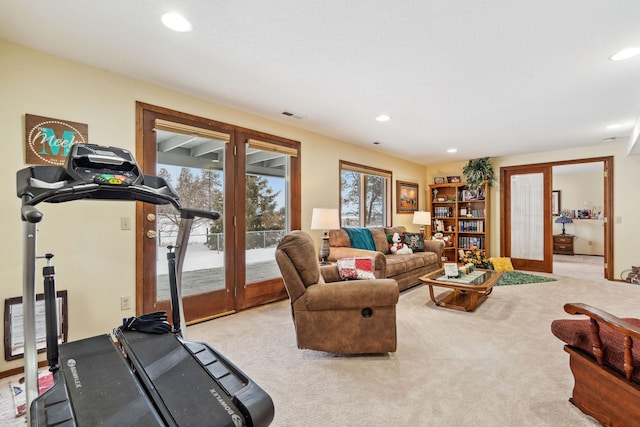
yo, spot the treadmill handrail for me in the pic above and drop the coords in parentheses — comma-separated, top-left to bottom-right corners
(22, 181, 181, 210)
(180, 207, 220, 221)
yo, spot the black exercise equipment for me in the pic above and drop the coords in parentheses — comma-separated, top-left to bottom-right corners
(17, 143, 274, 426)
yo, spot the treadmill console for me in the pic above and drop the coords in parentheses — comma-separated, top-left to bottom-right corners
(65, 143, 143, 185)
(17, 143, 180, 209)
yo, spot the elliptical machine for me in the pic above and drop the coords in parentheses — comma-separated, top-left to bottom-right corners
(17, 143, 274, 426)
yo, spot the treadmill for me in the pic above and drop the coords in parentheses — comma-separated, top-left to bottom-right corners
(17, 143, 274, 426)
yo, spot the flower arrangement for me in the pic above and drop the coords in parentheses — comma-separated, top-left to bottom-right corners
(461, 246, 491, 269)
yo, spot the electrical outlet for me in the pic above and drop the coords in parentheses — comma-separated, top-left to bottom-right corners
(120, 216, 131, 230)
(121, 296, 131, 311)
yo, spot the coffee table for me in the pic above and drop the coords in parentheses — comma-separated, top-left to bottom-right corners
(419, 268, 502, 312)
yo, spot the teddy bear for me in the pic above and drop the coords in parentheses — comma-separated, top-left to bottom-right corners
(388, 232, 413, 255)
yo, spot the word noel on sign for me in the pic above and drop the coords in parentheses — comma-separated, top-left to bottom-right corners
(25, 114, 88, 166)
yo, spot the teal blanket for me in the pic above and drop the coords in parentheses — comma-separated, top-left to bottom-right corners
(344, 227, 376, 251)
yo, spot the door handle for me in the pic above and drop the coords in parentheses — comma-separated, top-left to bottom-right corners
(147, 230, 157, 239)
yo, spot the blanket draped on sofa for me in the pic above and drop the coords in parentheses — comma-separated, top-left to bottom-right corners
(344, 227, 376, 251)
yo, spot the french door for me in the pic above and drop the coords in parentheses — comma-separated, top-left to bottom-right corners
(500, 165, 553, 272)
(501, 158, 613, 278)
(136, 103, 299, 323)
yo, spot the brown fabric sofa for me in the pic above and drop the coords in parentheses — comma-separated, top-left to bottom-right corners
(275, 230, 399, 354)
(327, 226, 444, 291)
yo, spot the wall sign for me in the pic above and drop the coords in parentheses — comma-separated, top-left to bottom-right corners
(25, 114, 88, 165)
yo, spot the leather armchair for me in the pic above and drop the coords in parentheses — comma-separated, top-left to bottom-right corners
(275, 230, 399, 354)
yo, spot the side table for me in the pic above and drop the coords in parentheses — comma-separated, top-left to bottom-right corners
(553, 234, 574, 255)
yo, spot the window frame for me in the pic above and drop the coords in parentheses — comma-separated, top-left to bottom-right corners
(339, 160, 392, 228)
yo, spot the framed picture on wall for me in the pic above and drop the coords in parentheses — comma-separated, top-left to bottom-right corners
(552, 190, 560, 216)
(396, 181, 419, 213)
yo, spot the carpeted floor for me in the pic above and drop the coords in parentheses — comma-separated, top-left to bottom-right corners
(1, 257, 631, 426)
(185, 268, 626, 426)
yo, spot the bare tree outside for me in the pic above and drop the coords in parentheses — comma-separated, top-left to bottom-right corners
(341, 170, 386, 227)
(157, 166, 284, 249)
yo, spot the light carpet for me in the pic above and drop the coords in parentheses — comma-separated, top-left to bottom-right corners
(1, 269, 634, 426)
(186, 272, 633, 426)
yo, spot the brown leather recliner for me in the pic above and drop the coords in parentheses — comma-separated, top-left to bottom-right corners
(275, 230, 399, 354)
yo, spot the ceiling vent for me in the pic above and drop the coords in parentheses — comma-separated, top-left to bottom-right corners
(281, 111, 305, 120)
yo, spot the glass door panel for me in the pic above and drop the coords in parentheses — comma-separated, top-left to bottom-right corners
(501, 165, 552, 272)
(241, 142, 290, 307)
(510, 172, 544, 260)
(142, 118, 235, 323)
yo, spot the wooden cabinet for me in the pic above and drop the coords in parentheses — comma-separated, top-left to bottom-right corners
(428, 182, 489, 262)
(553, 234, 574, 255)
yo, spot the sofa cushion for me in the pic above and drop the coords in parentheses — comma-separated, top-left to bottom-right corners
(403, 233, 425, 252)
(329, 228, 351, 247)
(370, 228, 391, 254)
(337, 257, 376, 280)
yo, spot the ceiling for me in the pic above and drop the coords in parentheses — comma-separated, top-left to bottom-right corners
(2, 1, 640, 165)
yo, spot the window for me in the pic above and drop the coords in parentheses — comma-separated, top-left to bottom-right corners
(339, 160, 392, 227)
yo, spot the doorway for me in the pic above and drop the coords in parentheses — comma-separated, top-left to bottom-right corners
(552, 162, 606, 276)
(500, 156, 613, 279)
(135, 102, 300, 323)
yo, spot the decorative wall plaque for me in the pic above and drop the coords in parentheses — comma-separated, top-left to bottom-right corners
(25, 114, 88, 165)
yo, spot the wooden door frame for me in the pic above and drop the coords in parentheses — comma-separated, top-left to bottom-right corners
(500, 156, 613, 280)
(135, 102, 300, 319)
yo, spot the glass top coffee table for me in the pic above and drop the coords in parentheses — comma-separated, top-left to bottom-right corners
(419, 268, 503, 312)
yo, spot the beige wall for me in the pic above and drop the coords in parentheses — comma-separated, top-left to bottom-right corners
(0, 40, 426, 371)
(427, 142, 640, 280)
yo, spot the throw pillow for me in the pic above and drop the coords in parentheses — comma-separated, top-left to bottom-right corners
(337, 257, 376, 280)
(403, 233, 425, 252)
(490, 257, 515, 272)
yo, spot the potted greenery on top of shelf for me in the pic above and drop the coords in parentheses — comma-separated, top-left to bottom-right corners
(462, 157, 496, 190)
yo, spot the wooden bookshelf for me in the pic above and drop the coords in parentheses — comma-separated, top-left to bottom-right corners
(428, 182, 490, 263)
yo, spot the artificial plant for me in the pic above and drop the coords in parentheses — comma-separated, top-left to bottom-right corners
(462, 157, 496, 190)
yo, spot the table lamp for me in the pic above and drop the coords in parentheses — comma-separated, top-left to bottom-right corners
(412, 211, 431, 235)
(555, 214, 573, 235)
(310, 208, 340, 264)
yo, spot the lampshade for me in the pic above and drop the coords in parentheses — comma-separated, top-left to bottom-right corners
(412, 211, 431, 225)
(310, 208, 340, 231)
(555, 214, 573, 235)
(554, 215, 573, 224)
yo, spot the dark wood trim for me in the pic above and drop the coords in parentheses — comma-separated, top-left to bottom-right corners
(0, 360, 49, 380)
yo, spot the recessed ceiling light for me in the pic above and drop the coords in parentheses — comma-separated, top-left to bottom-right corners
(609, 47, 640, 61)
(162, 12, 193, 32)
(447, 148, 457, 153)
(606, 123, 622, 130)
(375, 114, 391, 122)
